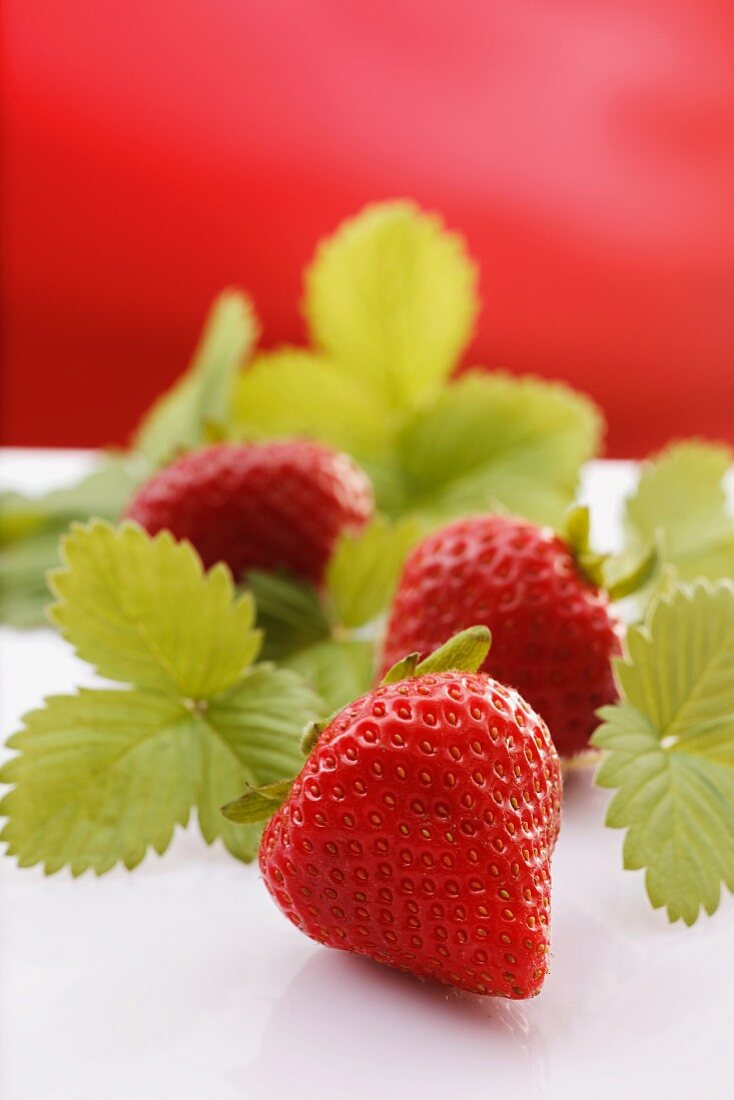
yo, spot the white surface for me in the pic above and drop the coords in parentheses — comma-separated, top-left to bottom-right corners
(1, 450, 732, 1100)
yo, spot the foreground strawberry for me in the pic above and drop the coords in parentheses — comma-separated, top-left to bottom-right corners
(225, 629, 562, 999)
(125, 440, 374, 584)
(380, 515, 622, 757)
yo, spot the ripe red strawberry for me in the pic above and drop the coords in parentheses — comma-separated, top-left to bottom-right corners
(380, 515, 621, 757)
(254, 633, 561, 999)
(125, 440, 374, 584)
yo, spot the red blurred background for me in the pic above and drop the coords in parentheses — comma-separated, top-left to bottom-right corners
(2, 0, 733, 456)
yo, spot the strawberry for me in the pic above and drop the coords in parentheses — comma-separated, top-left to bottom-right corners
(125, 440, 374, 584)
(380, 514, 622, 757)
(234, 630, 562, 999)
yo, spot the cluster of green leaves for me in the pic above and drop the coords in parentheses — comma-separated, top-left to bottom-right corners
(233, 202, 602, 526)
(0, 522, 320, 873)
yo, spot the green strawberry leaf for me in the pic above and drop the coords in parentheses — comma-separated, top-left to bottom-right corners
(0, 457, 146, 628)
(625, 441, 734, 583)
(0, 665, 314, 874)
(282, 639, 375, 714)
(304, 201, 479, 414)
(49, 521, 261, 699)
(415, 625, 492, 677)
(247, 569, 331, 661)
(134, 289, 258, 466)
(196, 668, 316, 859)
(325, 518, 420, 630)
(391, 372, 603, 527)
(0, 689, 197, 874)
(232, 348, 391, 459)
(221, 777, 296, 825)
(593, 580, 734, 925)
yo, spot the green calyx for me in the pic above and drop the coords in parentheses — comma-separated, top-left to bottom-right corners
(381, 625, 492, 684)
(221, 778, 296, 825)
(380, 652, 421, 684)
(564, 505, 605, 586)
(564, 505, 659, 601)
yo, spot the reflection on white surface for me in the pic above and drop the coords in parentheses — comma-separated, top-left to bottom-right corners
(1, 453, 732, 1099)
(240, 951, 543, 1098)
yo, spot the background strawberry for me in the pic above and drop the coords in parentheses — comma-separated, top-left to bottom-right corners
(380, 515, 622, 757)
(251, 631, 562, 999)
(125, 440, 374, 584)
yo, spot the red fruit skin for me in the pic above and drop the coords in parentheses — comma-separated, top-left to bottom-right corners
(125, 441, 373, 584)
(380, 516, 622, 758)
(260, 672, 561, 999)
